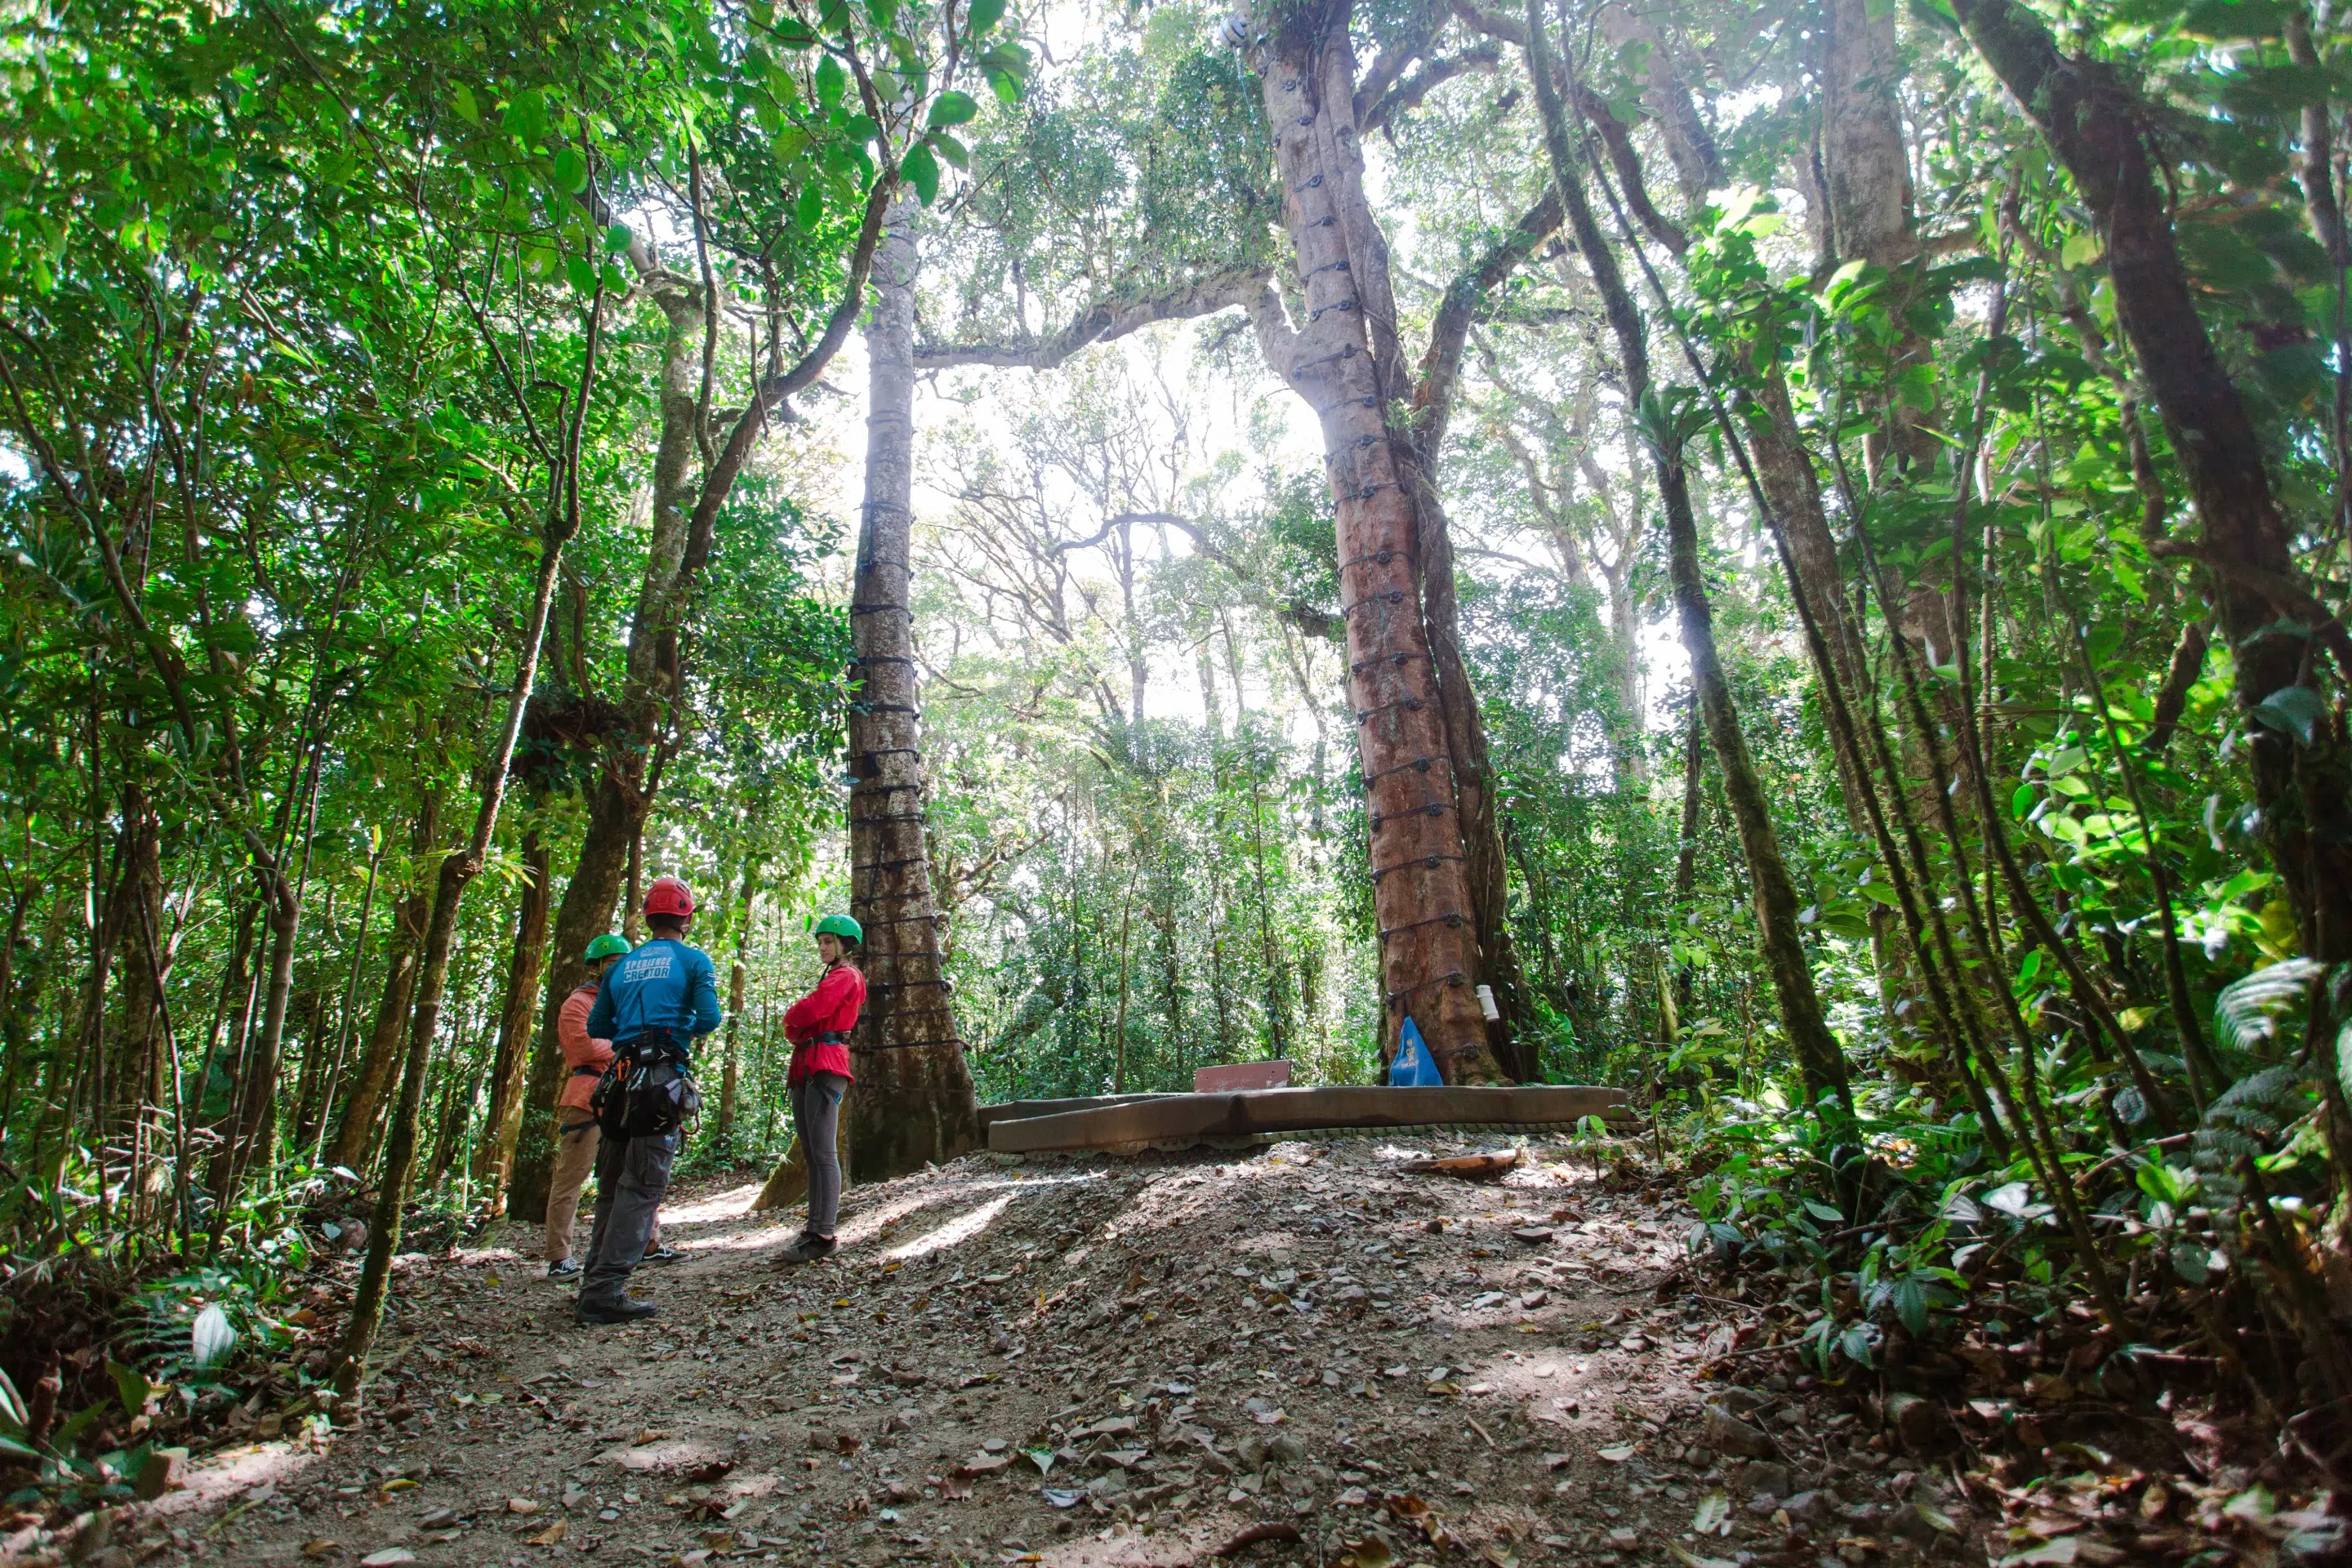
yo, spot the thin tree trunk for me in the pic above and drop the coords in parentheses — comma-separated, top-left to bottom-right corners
(715, 857, 759, 1153)
(327, 799, 435, 1172)
(472, 826, 554, 1209)
(1526, 0, 1852, 1120)
(512, 279, 705, 1223)
(336, 448, 585, 1403)
(310, 842, 383, 1162)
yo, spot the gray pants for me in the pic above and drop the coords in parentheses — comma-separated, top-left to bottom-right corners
(580, 1124, 679, 1308)
(791, 1072, 848, 1237)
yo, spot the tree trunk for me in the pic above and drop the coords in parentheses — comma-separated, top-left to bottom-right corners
(1238, 3, 1501, 1081)
(211, 878, 299, 1218)
(715, 858, 758, 1156)
(472, 826, 553, 1210)
(840, 206, 982, 1183)
(112, 786, 168, 1218)
(337, 458, 581, 1403)
(1594, 4, 1724, 208)
(327, 798, 436, 1172)
(1526, 0, 1853, 1119)
(511, 280, 705, 1223)
(509, 780, 638, 1223)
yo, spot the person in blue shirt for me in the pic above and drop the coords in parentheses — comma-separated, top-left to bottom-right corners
(576, 875, 723, 1324)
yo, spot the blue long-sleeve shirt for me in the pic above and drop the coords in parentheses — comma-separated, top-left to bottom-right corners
(587, 937, 722, 1053)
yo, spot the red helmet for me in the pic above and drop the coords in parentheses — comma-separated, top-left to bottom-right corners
(644, 875, 695, 920)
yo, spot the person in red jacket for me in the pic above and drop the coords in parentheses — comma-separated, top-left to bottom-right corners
(776, 914, 865, 1264)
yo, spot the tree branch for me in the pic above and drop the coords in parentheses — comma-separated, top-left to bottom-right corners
(1353, 2, 1451, 123)
(916, 268, 1270, 370)
(1571, 83, 1689, 256)
(1410, 186, 1565, 459)
(1363, 43, 1503, 137)
(683, 168, 899, 572)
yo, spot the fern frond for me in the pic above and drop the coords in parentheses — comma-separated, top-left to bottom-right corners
(2211, 958, 2321, 1058)
(2190, 1064, 2313, 1191)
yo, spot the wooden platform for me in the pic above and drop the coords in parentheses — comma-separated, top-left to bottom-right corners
(982, 1084, 1634, 1155)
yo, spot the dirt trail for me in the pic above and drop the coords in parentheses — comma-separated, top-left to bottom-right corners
(127, 1134, 1980, 1568)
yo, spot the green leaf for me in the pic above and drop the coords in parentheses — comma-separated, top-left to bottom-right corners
(929, 89, 980, 127)
(2252, 684, 2325, 745)
(564, 253, 598, 294)
(867, 0, 898, 26)
(902, 140, 939, 205)
(108, 1359, 167, 1419)
(552, 147, 589, 194)
(604, 223, 635, 255)
(965, 0, 1006, 33)
(2011, 782, 2038, 820)
(930, 131, 969, 169)
(814, 54, 847, 109)
(795, 183, 824, 233)
(1802, 1200, 1843, 1223)
(844, 113, 880, 146)
(502, 88, 550, 144)
(2060, 230, 2100, 268)
(1892, 1276, 1929, 1336)
(0, 1368, 27, 1434)
(450, 83, 481, 125)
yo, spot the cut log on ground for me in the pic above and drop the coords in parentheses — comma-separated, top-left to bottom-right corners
(983, 1085, 1633, 1154)
(1401, 1148, 1521, 1178)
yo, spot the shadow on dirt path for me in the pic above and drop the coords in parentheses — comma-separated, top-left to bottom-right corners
(121, 1134, 1980, 1568)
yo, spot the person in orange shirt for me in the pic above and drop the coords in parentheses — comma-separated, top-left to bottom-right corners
(775, 915, 865, 1265)
(542, 934, 675, 1277)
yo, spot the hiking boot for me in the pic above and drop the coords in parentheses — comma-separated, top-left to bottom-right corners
(643, 1246, 685, 1266)
(776, 1232, 837, 1267)
(546, 1258, 581, 1281)
(576, 1297, 661, 1325)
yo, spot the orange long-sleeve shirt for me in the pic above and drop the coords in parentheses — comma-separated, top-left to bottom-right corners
(555, 981, 615, 1115)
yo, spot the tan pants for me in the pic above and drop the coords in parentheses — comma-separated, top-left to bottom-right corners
(544, 1116, 658, 1262)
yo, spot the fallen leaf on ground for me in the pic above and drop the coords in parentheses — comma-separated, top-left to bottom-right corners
(300, 1541, 339, 1560)
(360, 1552, 416, 1567)
(1597, 1445, 1635, 1463)
(526, 1521, 566, 1546)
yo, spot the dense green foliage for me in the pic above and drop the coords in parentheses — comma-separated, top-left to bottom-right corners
(6, 0, 2352, 1500)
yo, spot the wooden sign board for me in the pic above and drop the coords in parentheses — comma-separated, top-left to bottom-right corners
(1193, 1060, 1294, 1093)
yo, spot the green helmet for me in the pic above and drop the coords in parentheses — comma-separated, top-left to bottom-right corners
(814, 914, 863, 947)
(585, 933, 630, 964)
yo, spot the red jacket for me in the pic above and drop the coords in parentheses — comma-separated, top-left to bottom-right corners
(784, 961, 864, 1085)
